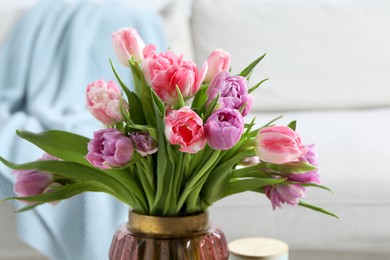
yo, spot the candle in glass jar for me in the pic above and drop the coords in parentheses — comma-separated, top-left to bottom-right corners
(229, 237, 289, 260)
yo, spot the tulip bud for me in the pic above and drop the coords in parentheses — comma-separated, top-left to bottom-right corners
(112, 27, 146, 66)
(204, 49, 230, 83)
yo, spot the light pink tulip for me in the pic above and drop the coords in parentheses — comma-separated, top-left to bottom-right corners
(255, 126, 307, 164)
(204, 49, 230, 83)
(143, 50, 207, 105)
(86, 79, 128, 126)
(165, 107, 207, 153)
(112, 27, 146, 66)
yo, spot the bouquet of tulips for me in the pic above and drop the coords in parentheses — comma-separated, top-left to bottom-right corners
(0, 27, 335, 217)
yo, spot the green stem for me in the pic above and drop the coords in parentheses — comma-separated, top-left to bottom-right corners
(176, 150, 221, 212)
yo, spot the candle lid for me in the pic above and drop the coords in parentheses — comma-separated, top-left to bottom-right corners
(229, 237, 288, 259)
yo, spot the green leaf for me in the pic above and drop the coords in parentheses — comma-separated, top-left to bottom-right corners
(177, 150, 221, 212)
(150, 95, 175, 215)
(223, 177, 286, 197)
(299, 201, 339, 219)
(128, 59, 142, 96)
(248, 78, 269, 94)
(264, 161, 317, 173)
(109, 59, 133, 102)
(201, 150, 254, 205)
(0, 158, 139, 207)
(16, 130, 89, 165)
(175, 85, 185, 109)
(287, 120, 297, 131)
(300, 183, 334, 193)
(127, 91, 147, 125)
(110, 58, 147, 125)
(239, 53, 266, 78)
(150, 89, 165, 116)
(203, 93, 220, 121)
(7, 182, 104, 204)
(191, 84, 208, 112)
(15, 203, 43, 213)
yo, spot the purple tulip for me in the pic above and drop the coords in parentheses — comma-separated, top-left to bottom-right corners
(12, 153, 58, 199)
(287, 145, 320, 184)
(13, 169, 53, 198)
(264, 184, 306, 210)
(129, 131, 158, 156)
(207, 71, 253, 117)
(86, 128, 134, 169)
(204, 108, 244, 150)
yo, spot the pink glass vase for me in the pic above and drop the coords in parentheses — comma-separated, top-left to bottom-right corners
(109, 211, 229, 260)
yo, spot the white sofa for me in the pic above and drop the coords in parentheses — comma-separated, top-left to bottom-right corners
(1, 0, 390, 259)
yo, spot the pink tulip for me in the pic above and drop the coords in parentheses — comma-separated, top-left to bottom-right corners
(143, 50, 207, 105)
(255, 126, 307, 164)
(204, 108, 244, 150)
(204, 49, 230, 83)
(264, 184, 306, 210)
(165, 107, 207, 153)
(86, 79, 128, 126)
(86, 128, 134, 169)
(112, 27, 146, 66)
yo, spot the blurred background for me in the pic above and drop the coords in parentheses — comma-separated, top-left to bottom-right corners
(1, 0, 389, 259)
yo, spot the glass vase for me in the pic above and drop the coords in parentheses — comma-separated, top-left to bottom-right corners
(109, 211, 229, 260)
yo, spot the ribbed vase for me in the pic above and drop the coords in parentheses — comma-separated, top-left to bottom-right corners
(109, 211, 229, 260)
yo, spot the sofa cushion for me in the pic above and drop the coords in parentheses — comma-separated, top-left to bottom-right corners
(191, 0, 390, 111)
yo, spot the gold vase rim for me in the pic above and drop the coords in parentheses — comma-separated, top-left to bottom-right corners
(127, 211, 210, 238)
